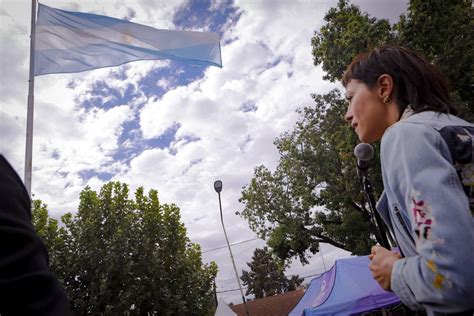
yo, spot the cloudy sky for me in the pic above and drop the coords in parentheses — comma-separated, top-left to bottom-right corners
(0, 0, 407, 304)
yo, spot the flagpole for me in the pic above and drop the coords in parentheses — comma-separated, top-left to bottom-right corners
(25, 0, 37, 196)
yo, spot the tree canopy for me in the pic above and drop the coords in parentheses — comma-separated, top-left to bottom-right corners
(311, 0, 394, 82)
(239, 90, 379, 262)
(240, 247, 303, 299)
(239, 0, 473, 264)
(396, 0, 473, 120)
(32, 182, 218, 315)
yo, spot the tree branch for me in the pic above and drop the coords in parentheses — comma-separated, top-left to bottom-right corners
(313, 235, 348, 251)
(350, 200, 370, 218)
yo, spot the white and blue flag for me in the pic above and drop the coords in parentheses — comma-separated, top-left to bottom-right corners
(34, 3, 222, 76)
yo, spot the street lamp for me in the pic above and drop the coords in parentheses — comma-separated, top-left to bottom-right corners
(214, 180, 250, 316)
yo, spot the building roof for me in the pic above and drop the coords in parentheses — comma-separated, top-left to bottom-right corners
(230, 289, 305, 316)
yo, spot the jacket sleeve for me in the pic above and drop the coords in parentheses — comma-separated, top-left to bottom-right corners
(0, 155, 72, 315)
(380, 122, 474, 314)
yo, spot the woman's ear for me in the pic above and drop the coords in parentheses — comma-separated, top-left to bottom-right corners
(377, 74, 394, 99)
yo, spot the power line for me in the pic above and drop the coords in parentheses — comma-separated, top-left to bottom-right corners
(202, 237, 261, 254)
(217, 286, 249, 294)
(216, 270, 326, 293)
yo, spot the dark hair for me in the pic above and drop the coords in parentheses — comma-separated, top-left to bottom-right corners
(342, 45, 457, 116)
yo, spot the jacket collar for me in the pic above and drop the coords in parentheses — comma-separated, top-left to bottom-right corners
(399, 105, 415, 121)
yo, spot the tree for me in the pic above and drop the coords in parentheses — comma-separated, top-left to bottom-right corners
(311, 0, 394, 82)
(31, 199, 67, 277)
(239, 90, 379, 262)
(240, 247, 303, 299)
(395, 0, 473, 121)
(240, 0, 473, 264)
(32, 182, 218, 315)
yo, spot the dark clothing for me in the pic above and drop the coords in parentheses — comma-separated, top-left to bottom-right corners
(0, 155, 71, 315)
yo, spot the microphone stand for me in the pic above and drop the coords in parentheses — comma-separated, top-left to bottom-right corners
(360, 173, 392, 249)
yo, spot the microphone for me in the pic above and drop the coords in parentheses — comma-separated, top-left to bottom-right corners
(354, 143, 374, 178)
(354, 143, 392, 249)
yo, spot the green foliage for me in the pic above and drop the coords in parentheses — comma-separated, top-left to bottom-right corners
(240, 247, 303, 299)
(395, 0, 474, 121)
(32, 182, 218, 315)
(239, 90, 381, 262)
(311, 0, 394, 82)
(32, 199, 67, 275)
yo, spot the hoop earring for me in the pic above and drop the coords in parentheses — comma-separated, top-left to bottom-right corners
(382, 95, 390, 104)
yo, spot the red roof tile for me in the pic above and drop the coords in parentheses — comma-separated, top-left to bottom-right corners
(230, 289, 305, 316)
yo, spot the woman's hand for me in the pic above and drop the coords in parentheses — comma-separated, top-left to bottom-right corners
(369, 246, 401, 291)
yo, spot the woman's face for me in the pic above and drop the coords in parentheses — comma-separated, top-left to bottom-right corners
(344, 79, 398, 143)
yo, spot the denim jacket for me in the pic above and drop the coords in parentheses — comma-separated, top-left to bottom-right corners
(376, 110, 474, 315)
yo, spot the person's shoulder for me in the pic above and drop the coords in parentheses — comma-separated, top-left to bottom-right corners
(380, 115, 443, 160)
(383, 111, 471, 143)
(382, 116, 434, 143)
(405, 111, 473, 129)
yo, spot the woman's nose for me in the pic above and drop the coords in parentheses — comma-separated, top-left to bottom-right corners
(344, 107, 352, 123)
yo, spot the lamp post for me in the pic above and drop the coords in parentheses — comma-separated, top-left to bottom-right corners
(213, 180, 250, 316)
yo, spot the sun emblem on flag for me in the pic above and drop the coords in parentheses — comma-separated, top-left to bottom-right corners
(122, 33, 136, 45)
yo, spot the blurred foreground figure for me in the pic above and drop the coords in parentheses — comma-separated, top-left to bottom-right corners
(343, 45, 474, 315)
(0, 154, 71, 315)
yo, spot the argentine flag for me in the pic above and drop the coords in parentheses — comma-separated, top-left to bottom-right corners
(34, 3, 222, 76)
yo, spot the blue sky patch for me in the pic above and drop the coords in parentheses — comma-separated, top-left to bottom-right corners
(239, 134, 253, 152)
(112, 121, 181, 166)
(137, 63, 206, 98)
(240, 100, 257, 112)
(51, 149, 60, 160)
(182, 158, 203, 175)
(76, 79, 134, 111)
(173, 0, 239, 35)
(79, 169, 114, 182)
(145, 123, 181, 150)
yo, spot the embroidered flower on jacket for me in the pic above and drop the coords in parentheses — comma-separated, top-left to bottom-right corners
(411, 193, 435, 241)
(411, 192, 452, 290)
(426, 255, 452, 290)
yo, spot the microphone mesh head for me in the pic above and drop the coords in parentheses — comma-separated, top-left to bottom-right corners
(354, 143, 374, 161)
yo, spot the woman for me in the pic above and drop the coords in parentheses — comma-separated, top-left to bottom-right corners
(343, 45, 474, 315)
